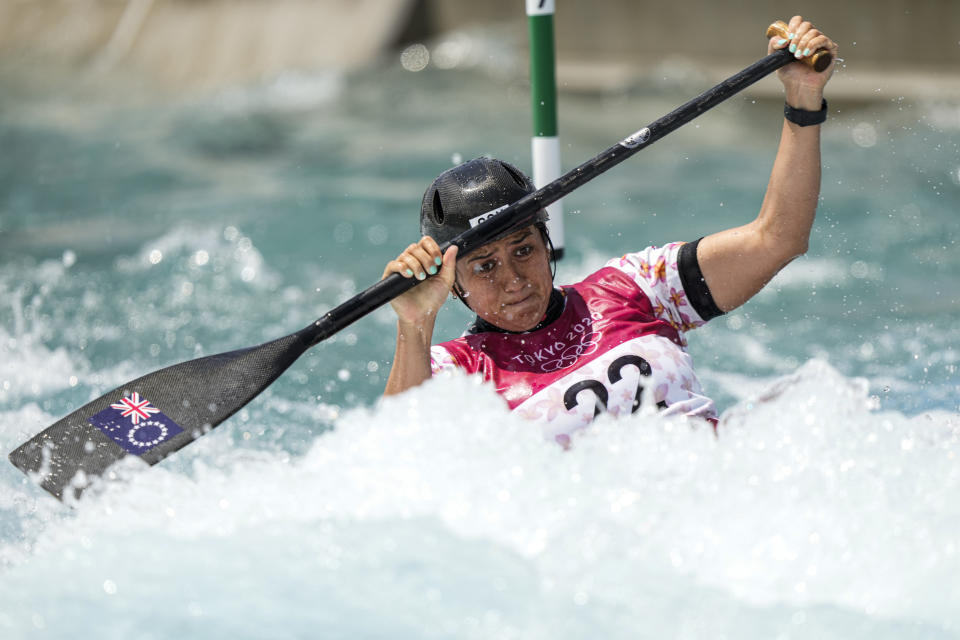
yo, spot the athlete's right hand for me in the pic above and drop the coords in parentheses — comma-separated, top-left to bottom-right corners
(382, 236, 459, 327)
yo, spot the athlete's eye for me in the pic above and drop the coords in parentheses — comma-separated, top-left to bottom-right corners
(474, 260, 497, 275)
(514, 244, 533, 258)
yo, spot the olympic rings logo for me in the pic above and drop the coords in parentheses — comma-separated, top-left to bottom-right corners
(540, 336, 601, 372)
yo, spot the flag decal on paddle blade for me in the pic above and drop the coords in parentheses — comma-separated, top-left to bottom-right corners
(88, 392, 184, 455)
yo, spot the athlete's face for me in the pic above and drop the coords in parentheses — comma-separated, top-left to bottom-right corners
(455, 225, 553, 332)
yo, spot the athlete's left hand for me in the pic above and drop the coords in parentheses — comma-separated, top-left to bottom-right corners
(769, 16, 839, 109)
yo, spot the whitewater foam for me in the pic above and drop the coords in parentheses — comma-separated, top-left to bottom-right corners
(1, 361, 957, 638)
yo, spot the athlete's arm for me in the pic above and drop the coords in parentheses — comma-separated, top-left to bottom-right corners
(696, 16, 838, 312)
(383, 237, 458, 396)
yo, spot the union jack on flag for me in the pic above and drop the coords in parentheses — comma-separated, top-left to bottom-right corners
(110, 392, 160, 425)
(89, 392, 184, 455)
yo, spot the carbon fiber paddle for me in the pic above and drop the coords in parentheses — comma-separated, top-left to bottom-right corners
(9, 23, 830, 501)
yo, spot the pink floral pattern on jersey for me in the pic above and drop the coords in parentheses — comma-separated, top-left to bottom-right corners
(608, 242, 706, 333)
(652, 300, 667, 319)
(669, 287, 687, 308)
(610, 386, 638, 417)
(650, 256, 667, 285)
(515, 385, 569, 422)
(654, 382, 669, 404)
(626, 256, 651, 281)
(679, 312, 700, 332)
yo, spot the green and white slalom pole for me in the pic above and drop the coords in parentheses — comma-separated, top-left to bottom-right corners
(527, 0, 564, 260)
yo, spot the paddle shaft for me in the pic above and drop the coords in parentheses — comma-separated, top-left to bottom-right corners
(305, 45, 823, 347)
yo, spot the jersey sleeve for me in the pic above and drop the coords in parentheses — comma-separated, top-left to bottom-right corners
(429, 344, 460, 376)
(605, 239, 724, 332)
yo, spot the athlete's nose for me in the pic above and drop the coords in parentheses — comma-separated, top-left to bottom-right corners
(499, 259, 525, 292)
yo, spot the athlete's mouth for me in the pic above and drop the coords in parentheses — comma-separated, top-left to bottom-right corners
(502, 293, 534, 309)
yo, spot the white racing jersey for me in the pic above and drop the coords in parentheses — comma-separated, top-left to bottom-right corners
(430, 241, 723, 442)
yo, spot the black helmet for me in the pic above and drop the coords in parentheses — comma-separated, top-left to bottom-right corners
(420, 157, 548, 246)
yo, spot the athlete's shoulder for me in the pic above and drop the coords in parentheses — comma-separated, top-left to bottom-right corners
(604, 242, 685, 282)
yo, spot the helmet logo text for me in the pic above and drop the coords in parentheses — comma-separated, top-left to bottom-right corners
(469, 204, 510, 228)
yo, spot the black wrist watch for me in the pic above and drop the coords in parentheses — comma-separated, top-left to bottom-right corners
(784, 98, 827, 126)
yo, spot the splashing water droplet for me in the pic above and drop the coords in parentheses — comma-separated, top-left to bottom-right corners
(400, 44, 430, 72)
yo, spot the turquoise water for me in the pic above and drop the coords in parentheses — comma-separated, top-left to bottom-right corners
(1, 44, 959, 638)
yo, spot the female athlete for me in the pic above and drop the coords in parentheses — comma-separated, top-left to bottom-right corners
(381, 17, 838, 441)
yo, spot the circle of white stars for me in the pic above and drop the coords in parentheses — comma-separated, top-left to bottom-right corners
(127, 420, 169, 448)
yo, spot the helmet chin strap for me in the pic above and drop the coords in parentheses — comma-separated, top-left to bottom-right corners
(543, 223, 558, 280)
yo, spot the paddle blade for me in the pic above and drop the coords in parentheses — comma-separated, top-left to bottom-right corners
(9, 331, 310, 502)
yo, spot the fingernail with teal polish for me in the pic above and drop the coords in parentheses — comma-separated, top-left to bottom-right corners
(787, 32, 794, 39)
(803, 48, 811, 56)
(789, 43, 797, 53)
(776, 38, 787, 46)
(434, 257, 442, 266)
(428, 265, 437, 275)
(417, 272, 426, 280)
(404, 269, 413, 277)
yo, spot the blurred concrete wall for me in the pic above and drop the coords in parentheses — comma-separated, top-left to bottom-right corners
(0, 0, 416, 87)
(414, 0, 960, 99)
(420, 0, 959, 69)
(1, 0, 957, 97)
